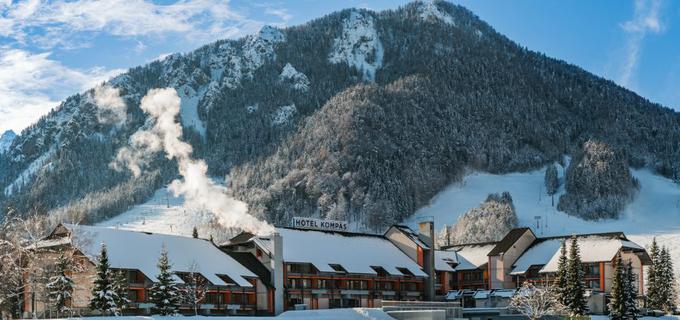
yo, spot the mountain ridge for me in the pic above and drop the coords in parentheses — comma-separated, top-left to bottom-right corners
(1, 1, 679, 232)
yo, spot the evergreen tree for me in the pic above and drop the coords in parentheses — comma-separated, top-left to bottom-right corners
(149, 246, 180, 315)
(544, 164, 559, 206)
(111, 270, 131, 313)
(565, 236, 587, 315)
(192, 227, 198, 239)
(608, 253, 625, 320)
(659, 247, 677, 314)
(623, 260, 639, 319)
(646, 238, 662, 310)
(555, 241, 569, 306)
(89, 243, 119, 315)
(46, 253, 74, 315)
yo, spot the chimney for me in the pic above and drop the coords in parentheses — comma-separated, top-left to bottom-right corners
(418, 219, 435, 301)
(271, 232, 284, 315)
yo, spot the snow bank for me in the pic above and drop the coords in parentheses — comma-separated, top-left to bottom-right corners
(48, 308, 395, 319)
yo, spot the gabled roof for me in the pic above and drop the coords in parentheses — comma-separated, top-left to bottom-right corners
(447, 242, 498, 270)
(388, 225, 430, 249)
(230, 227, 427, 277)
(511, 232, 649, 275)
(54, 224, 257, 287)
(488, 228, 533, 256)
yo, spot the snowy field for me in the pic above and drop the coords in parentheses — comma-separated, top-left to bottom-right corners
(406, 162, 680, 275)
(97, 187, 210, 237)
(47, 308, 394, 320)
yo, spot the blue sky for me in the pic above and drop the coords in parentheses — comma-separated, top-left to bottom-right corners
(0, 0, 678, 133)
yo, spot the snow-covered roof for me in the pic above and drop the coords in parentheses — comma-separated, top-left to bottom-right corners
(511, 234, 647, 275)
(449, 243, 496, 270)
(61, 224, 256, 287)
(435, 250, 458, 272)
(255, 227, 427, 277)
(510, 239, 562, 275)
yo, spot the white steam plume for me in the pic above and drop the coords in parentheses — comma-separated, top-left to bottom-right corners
(92, 84, 127, 125)
(111, 88, 274, 235)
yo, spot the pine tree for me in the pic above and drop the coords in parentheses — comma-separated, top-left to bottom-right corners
(89, 243, 119, 315)
(623, 260, 639, 319)
(555, 241, 569, 306)
(608, 253, 625, 320)
(646, 238, 662, 310)
(544, 164, 559, 206)
(565, 236, 587, 316)
(111, 270, 130, 313)
(659, 247, 677, 314)
(46, 253, 74, 315)
(192, 227, 199, 239)
(150, 246, 180, 315)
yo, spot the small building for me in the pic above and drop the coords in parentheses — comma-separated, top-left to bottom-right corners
(437, 228, 650, 314)
(25, 224, 264, 317)
(222, 225, 431, 312)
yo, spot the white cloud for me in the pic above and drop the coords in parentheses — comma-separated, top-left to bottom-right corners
(0, 49, 122, 133)
(617, 0, 664, 88)
(0, 0, 262, 49)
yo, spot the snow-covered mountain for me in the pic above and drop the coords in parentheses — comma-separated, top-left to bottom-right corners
(1, 0, 680, 239)
(0, 130, 16, 154)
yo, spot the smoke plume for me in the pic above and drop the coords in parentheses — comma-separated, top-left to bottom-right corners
(111, 88, 274, 235)
(92, 84, 127, 125)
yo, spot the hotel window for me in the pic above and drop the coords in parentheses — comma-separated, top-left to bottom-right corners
(329, 264, 347, 273)
(401, 282, 418, 291)
(377, 281, 394, 291)
(205, 292, 223, 304)
(584, 264, 600, 278)
(287, 263, 312, 274)
(289, 278, 312, 289)
(127, 289, 144, 303)
(348, 280, 368, 290)
(587, 279, 601, 290)
(316, 279, 332, 289)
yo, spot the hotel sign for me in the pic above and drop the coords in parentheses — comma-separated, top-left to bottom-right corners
(292, 217, 348, 232)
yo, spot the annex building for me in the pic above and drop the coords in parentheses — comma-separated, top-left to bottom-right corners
(25, 224, 265, 317)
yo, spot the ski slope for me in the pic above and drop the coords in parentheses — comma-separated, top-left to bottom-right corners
(97, 187, 211, 237)
(406, 163, 680, 275)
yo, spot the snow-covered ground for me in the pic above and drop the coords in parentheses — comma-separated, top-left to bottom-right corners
(97, 187, 211, 237)
(49, 308, 394, 320)
(406, 163, 680, 275)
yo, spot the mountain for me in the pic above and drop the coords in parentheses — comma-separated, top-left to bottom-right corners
(1, 1, 680, 232)
(0, 130, 16, 154)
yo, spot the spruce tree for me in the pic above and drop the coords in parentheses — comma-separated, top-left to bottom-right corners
(111, 270, 130, 313)
(150, 246, 180, 315)
(46, 252, 74, 315)
(623, 260, 639, 319)
(192, 227, 199, 239)
(646, 238, 662, 310)
(565, 236, 587, 315)
(555, 241, 569, 306)
(659, 247, 677, 314)
(89, 243, 119, 315)
(544, 164, 559, 206)
(608, 253, 625, 320)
